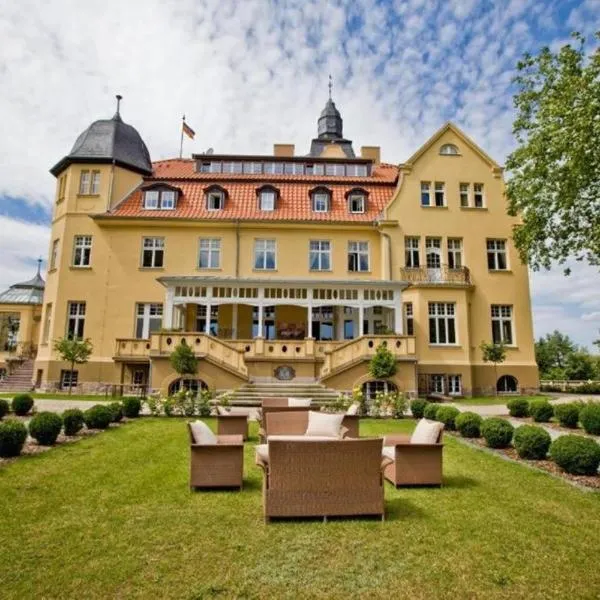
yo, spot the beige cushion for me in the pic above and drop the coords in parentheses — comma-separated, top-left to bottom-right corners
(411, 419, 444, 444)
(305, 410, 345, 438)
(382, 446, 396, 460)
(267, 434, 339, 442)
(256, 444, 269, 463)
(346, 402, 360, 416)
(288, 398, 312, 407)
(216, 406, 230, 416)
(190, 420, 217, 445)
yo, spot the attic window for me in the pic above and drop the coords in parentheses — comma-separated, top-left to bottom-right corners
(440, 144, 459, 155)
(346, 188, 368, 214)
(204, 186, 227, 211)
(310, 187, 331, 213)
(257, 186, 279, 211)
(143, 189, 177, 210)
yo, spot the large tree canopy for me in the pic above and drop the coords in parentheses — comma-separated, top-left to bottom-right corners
(506, 33, 600, 272)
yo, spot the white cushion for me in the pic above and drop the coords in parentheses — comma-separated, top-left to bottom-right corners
(256, 444, 269, 463)
(305, 410, 345, 438)
(267, 434, 339, 442)
(410, 419, 444, 444)
(382, 446, 395, 460)
(346, 402, 360, 416)
(190, 420, 217, 445)
(288, 398, 312, 407)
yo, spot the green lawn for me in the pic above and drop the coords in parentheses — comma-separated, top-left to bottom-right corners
(0, 392, 134, 402)
(1, 418, 599, 599)
(453, 395, 549, 406)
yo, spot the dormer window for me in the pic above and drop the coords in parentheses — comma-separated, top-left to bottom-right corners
(346, 188, 368, 214)
(440, 144, 459, 155)
(144, 190, 159, 209)
(161, 191, 175, 209)
(257, 185, 279, 211)
(142, 186, 179, 210)
(310, 187, 331, 213)
(204, 185, 227, 211)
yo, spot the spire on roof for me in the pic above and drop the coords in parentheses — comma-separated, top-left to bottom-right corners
(113, 94, 123, 122)
(328, 74, 333, 100)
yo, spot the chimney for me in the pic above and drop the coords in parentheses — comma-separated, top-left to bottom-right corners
(273, 144, 295, 157)
(361, 146, 380, 165)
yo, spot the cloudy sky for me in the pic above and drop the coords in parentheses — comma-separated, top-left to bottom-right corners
(0, 0, 599, 350)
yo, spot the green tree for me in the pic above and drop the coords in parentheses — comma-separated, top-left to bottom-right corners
(565, 351, 596, 380)
(53, 338, 93, 395)
(506, 32, 600, 272)
(368, 344, 397, 379)
(535, 330, 576, 378)
(169, 343, 198, 380)
(480, 342, 507, 396)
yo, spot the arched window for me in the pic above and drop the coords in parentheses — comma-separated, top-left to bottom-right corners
(204, 185, 228, 211)
(345, 188, 368, 214)
(309, 186, 332, 213)
(497, 375, 518, 393)
(362, 380, 398, 401)
(168, 378, 208, 396)
(256, 185, 279, 211)
(440, 144, 459, 155)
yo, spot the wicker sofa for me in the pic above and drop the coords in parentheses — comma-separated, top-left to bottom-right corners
(187, 423, 244, 490)
(260, 410, 359, 442)
(256, 438, 386, 521)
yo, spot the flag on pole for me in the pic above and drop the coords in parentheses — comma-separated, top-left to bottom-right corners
(182, 120, 195, 139)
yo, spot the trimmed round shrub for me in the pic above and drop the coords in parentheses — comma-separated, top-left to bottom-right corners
(62, 409, 85, 436)
(579, 402, 600, 435)
(435, 406, 460, 430)
(481, 417, 514, 449)
(554, 403, 581, 429)
(12, 393, 34, 416)
(108, 402, 123, 423)
(455, 411, 483, 438)
(0, 399, 9, 419)
(507, 397, 529, 418)
(528, 399, 554, 423)
(29, 412, 63, 446)
(410, 399, 428, 419)
(0, 420, 28, 457)
(83, 405, 113, 430)
(550, 435, 600, 475)
(423, 402, 441, 421)
(513, 425, 551, 460)
(122, 397, 141, 418)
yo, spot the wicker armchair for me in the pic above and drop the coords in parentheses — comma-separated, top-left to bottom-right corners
(256, 438, 386, 522)
(382, 430, 444, 487)
(187, 424, 244, 490)
(216, 413, 249, 440)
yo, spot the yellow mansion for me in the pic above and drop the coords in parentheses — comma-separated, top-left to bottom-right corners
(14, 96, 538, 397)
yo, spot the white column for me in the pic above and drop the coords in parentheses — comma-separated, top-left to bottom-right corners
(205, 302, 212, 334)
(231, 304, 238, 340)
(358, 304, 365, 338)
(163, 287, 174, 329)
(256, 288, 264, 338)
(394, 290, 403, 334)
(307, 290, 313, 338)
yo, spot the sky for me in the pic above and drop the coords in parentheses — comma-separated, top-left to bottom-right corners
(0, 0, 599, 350)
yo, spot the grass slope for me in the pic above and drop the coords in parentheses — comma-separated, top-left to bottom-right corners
(0, 418, 599, 599)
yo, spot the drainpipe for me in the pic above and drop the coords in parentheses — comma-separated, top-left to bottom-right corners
(235, 219, 241, 278)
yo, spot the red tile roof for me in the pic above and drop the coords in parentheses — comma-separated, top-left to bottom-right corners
(105, 159, 399, 223)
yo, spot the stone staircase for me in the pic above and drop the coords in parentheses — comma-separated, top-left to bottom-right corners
(221, 380, 344, 407)
(0, 359, 34, 392)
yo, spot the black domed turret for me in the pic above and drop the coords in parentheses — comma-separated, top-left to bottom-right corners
(50, 96, 152, 176)
(317, 98, 344, 140)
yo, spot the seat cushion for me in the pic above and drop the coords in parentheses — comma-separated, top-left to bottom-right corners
(305, 410, 345, 438)
(256, 444, 269, 464)
(190, 420, 217, 445)
(346, 402, 360, 416)
(267, 434, 339, 442)
(411, 418, 444, 444)
(382, 446, 396, 460)
(287, 398, 312, 407)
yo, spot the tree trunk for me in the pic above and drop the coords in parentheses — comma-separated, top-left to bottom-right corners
(494, 363, 498, 397)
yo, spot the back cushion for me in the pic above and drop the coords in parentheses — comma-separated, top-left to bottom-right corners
(305, 411, 345, 438)
(288, 398, 312, 407)
(190, 420, 217, 445)
(346, 402, 360, 416)
(410, 419, 444, 444)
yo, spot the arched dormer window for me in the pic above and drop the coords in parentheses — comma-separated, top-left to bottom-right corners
(141, 183, 181, 210)
(203, 185, 228, 211)
(345, 187, 368, 214)
(440, 143, 459, 156)
(309, 186, 331, 213)
(256, 185, 280, 211)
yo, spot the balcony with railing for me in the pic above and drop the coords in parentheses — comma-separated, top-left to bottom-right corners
(399, 265, 471, 286)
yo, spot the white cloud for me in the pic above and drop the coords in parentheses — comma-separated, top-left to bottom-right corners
(582, 312, 600, 322)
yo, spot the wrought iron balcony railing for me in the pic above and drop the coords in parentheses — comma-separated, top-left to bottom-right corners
(399, 265, 471, 286)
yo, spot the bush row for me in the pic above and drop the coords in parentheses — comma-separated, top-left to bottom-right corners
(0, 399, 140, 458)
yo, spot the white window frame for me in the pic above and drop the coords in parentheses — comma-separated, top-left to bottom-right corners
(207, 191, 224, 211)
(420, 181, 431, 206)
(254, 239, 276, 270)
(428, 302, 457, 345)
(161, 190, 176, 210)
(348, 193, 365, 214)
(72, 235, 92, 268)
(309, 240, 331, 271)
(259, 189, 276, 211)
(448, 374, 462, 395)
(312, 192, 330, 213)
(474, 183, 485, 208)
(143, 190, 159, 210)
(425, 237, 442, 269)
(487, 239, 508, 270)
(90, 171, 100, 194)
(61, 369, 79, 390)
(459, 183, 470, 207)
(440, 144, 459, 155)
(491, 305, 514, 346)
(447, 238, 462, 269)
(198, 238, 221, 269)
(348, 241, 369, 272)
(404, 302, 414, 336)
(141, 237, 165, 268)
(405, 237, 420, 268)
(135, 303, 164, 339)
(79, 170, 90, 195)
(66, 301, 86, 339)
(429, 374, 445, 394)
(434, 182, 445, 207)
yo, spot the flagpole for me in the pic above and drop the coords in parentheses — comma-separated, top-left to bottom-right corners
(179, 114, 185, 159)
